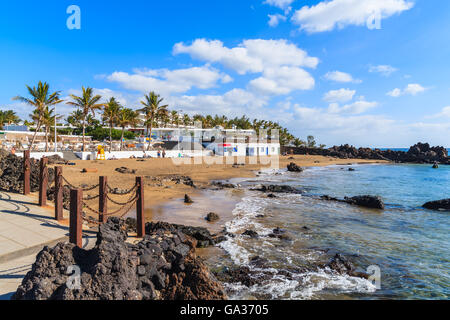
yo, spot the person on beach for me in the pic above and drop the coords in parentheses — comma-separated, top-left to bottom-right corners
(157, 150, 161, 158)
(162, 150, 166, 158)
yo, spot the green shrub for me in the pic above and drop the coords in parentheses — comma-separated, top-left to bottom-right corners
(85, 127, 136, 141)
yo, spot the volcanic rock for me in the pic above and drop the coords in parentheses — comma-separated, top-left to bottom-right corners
(184, 194, 194, 204)
(205, 212, 220, 222)
(242, 230, 259, 238)
(283, 142, 450, 164)
(12, 217, 226, 300)
(321, 195, 385, 210)
(254, 185, 300, 194)
(287, 162, 303, 172)
(144, 221, 225, 248)
(0, 150, 55, 193)
(423, 199, 450, 211)
(344, 195, 385, 210)
(115, 167, 137, 174)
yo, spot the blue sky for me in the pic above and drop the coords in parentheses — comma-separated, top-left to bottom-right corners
(1, 0, 449, 147)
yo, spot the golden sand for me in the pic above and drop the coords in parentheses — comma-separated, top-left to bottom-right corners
(49, 155, 388, 228)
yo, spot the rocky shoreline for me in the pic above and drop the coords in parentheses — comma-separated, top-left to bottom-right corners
(284, 142, 450, 165)
(12, 218, 227, 300)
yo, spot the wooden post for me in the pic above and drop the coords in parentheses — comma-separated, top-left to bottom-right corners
(69, 189, 83, 248)
(39, 157, 48, 207)
(23, 150, 30, 195)
(54, 166, 63, 221)
(99, 176, 108, 224)
(136, 177, 145, 238)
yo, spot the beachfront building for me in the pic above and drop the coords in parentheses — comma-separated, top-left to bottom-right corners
(205, 139, 280, 157)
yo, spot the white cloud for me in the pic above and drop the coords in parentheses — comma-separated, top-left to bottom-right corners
(166, 89, 269, 116)
(268, 14, 287, 27)
(323, 88, 356, 103)
(324, 71, 361, 83)
(369, 65, 398, 77)
(106, 65, 231, 96)
(291, 103, 450, 147)
(328, 99, 378, 114)
(249, 66, 315, 95)
(292, 0, 414, 33)
(264, 0, 295, 10)
(404, 83, 426, 96)
(387, 83, 426, 97)
(173, 39, 319, 75)
(387, 88, 402, 97)
(426, 106, 450, 119)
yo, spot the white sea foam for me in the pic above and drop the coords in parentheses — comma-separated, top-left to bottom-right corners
(218, 170, 378, 300)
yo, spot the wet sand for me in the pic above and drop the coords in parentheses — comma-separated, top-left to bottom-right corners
(53, 155, 388, 228)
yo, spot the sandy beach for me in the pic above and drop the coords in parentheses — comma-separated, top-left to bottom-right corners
(50, 155, 388, 228)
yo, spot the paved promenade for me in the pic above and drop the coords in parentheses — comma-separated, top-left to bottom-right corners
(0, 191, 74, 299)
(0, 191, 101, 299)
(0, 191, 69, 263)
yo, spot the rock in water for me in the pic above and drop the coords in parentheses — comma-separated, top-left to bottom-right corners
(12, 217, 226, 300)
(345, 195, 385, 210)
(184, 194, 194, 204)
(205, 212, 220, 222)
(423, 199, 450, 211)
(254, 184, 300, 194)
(287, 162, 303, 172)
(242, 230, 259, 238)
(144, 221, 225, 248)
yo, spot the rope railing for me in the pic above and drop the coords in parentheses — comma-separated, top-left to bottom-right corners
(62, 176, 99, 192)
(106, 182, 138, 195)
(44, 165, 146, 248)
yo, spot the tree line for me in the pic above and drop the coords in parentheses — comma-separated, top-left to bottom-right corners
(4, 81, 324, 151)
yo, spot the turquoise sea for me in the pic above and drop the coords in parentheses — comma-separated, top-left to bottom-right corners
(211, 163, 450, 300)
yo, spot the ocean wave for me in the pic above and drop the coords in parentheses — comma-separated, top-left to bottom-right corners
(218, 190, 377, 300)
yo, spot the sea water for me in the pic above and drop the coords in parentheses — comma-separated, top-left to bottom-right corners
(214, 164, 450, 300)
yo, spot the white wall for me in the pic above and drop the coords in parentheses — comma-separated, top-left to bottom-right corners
(15, 152, 64, 160)
(75, 150, 212, 160)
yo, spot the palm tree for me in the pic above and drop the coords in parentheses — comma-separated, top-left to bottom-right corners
(117, 108, 139, 151)
(12, 81, 62, 150)
(102, 97, 121, 152)
(40, 108, 61, 152)
(0, 110, 21, 128)
(182, 114, 191, 127)
(66, 87, 104, 151)
(171, 110, 180, 127)
(138, 92, 168, 151)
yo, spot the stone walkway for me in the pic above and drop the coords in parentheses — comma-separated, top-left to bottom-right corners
(0, 191, 69, 263)
(0, 191, 96, 299)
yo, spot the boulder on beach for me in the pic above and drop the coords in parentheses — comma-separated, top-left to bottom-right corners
(115, 167, 137, 174)
(211, 181, 236, 189)
(205, 212, 220, 222)
(12, 218, 227, 300)
(287, 162, 303, 172)
(423, 199, 450, 211)
(184, 194, 194, 204)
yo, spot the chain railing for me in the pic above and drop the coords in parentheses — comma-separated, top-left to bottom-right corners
(62, 176, 99, 192)
(37, 163, 146, 248)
